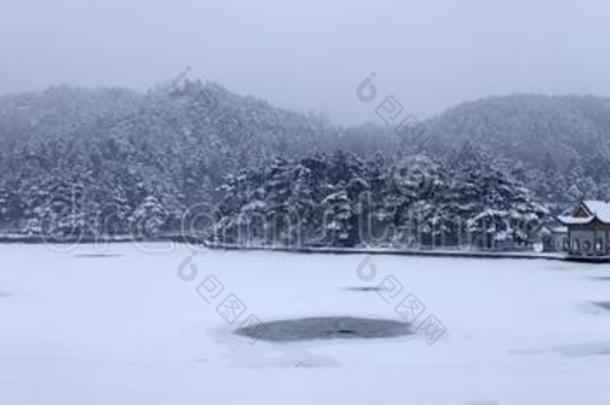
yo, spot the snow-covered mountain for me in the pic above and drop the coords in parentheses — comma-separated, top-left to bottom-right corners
(424, 95, 610, 204)
(212, 151, 548, 248)
(0, 82, 607, 238)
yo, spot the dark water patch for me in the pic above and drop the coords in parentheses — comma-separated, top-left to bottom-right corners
(554, 341, 610, 357)
(591, 276, 610, 281)
(343, 286, 383, 292)
(0, 291, 12, 298)
(234, 316, 411, 343)
(593, 301, 610, 311)
(73, 254, 123, 258)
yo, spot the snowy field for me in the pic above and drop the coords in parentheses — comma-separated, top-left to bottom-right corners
(1, 242, 610, 404)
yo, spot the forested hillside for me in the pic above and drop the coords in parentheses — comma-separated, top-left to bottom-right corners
(0, 82, 607, 243)
(425, 95, 610, 204)
(0, 81, 342, 236)
(211, 151, 548, 249)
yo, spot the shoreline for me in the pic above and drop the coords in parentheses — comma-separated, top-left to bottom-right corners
(3, 233, 608, 262)
(204, 242, 569, 261)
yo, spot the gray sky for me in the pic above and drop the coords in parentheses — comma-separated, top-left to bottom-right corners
(1, 0, 608, 125)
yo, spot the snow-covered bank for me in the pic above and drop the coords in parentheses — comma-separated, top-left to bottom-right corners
(205, 242, 569, 261)
(1, 243, 610, 404)
(0, 232, 571, 261)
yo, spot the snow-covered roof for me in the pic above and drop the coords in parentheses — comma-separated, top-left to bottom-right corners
(583, 200, 610, 223)
(559, 200, 610, 225)
(558, 215, 592, 225)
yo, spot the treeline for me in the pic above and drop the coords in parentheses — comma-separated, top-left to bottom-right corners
(211, 150, 549, 249)
(2, 81, 609, 246)
(0, 81, 395, 236)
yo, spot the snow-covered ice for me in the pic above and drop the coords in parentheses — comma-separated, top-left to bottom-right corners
(1, 242, 610, 404)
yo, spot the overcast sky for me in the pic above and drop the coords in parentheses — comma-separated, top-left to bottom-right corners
(1, 0, 608, 125)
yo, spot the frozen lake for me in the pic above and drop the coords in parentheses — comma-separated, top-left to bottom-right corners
(1, 242, 610, 404)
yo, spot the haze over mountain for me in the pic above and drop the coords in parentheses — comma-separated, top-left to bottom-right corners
(426, 94, 610, 170)
(4, 0, 610, 126)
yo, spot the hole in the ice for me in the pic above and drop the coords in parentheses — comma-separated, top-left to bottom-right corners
(554, 341, 610, 357)
(73, 254, 123, 258)
(344, 286, 383, 292)
(593, 301, 610, 311)
(234, 316, 411, 342)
